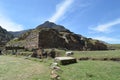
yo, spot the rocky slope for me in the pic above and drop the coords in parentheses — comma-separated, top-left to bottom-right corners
(0, 26, 13, 49)
(7, 21, 108, 50)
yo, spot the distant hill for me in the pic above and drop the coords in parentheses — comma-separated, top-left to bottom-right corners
(9, 30, 31, 37)
(107, 44, 120, 50)
(7, 21, 108, 50)
(0, 26, 13, 49)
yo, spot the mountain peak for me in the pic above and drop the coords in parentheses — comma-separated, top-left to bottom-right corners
(40, 21, 56, 27)
(44, 21, 54, 24)
(36, 21, 70, 32)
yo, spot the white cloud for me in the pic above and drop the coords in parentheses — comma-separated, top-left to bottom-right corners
(0, 2, 24, 31)
(49, 0, 74, 22)
(0, 13, 24, 31)
(93, 36, 120, 44)
(90, 18, 120, 33)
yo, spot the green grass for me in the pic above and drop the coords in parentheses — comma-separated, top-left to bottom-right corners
(73, 50, 120, 59)
(107, 44, 120, 50)
(61, 61, 120, 80)
(0, 50, 120, 80)
(0, 55, 50, 80)
(49, 49, 120, 59)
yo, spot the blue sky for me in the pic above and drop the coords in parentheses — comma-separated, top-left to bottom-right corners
(0, 0, 120, 44)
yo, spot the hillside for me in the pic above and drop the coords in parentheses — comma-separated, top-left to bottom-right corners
(7, 21, 107, 50)
(0, 26, 13, 49)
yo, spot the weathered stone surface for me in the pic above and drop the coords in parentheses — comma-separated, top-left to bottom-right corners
(55, 57, 77, 65)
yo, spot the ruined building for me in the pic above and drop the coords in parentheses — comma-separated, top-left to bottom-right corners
(7, 21, 108, 50)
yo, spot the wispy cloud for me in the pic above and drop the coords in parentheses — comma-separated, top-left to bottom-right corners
(0, 13, 24, 31)
(90, 18, 120, 33)
(49, 0, 74, 22)
(93, 36, 120, 43)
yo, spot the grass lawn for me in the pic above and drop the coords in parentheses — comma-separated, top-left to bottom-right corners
(61, 61, 120, 80)
(72, 50, 120, 59)
(0, 55, 50, 80)
(0, 50, 120, 80)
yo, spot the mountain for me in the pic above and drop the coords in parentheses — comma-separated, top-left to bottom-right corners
(0, 26, 13, 49)
(7, 21, 108, 50)
(9, 30, 30, 37)
(36, 21, 70, 32)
